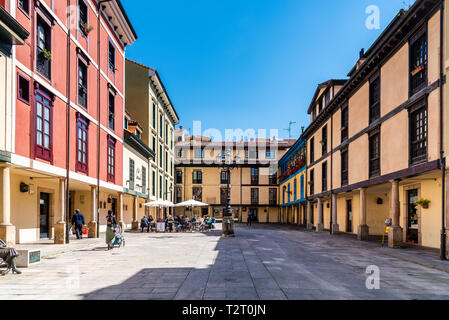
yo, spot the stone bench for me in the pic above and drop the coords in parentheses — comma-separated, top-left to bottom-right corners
(16, 249, 41, 268)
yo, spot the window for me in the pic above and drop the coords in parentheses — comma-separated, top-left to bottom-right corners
(159, 115, 163, 137)
(246, 149, 258, 159)
(312, 108, 317, 121)
(107, 137, 116, 182)
(266, 151, 275, 159)
(193, 187, 202, 202)
(220, 188, 228, 205)
(269, 173, 277, 185)
(341, 147, 348, 186)
(410, 104, 428, 164)
(287, 183, 290, 203)
(152, 171, 156, 196)
(124, 117, 128, 130)
(108, 41, 115, 74)
(165, 122, 168, 143)
(410, 30, 427, 95)
(152, 137, 156, 152)
(76, 114, 89, 174)
(79, 0, 88, 36)
(325, 91, 330, 106)
(78, 59, 88, 108)
(192, 170, 202, 184)
(142, 166, 147, 195)
(322, 161, 327, 192)
(176, 170, 183, 184)
(159, 176, 163, 198)
(34, 90, 53, 162)
(251, 188, 259, 205)
(36, 17, 51, 79)
(369, 75, 381, 123)
(129, 159, 135, 190)
(17, 73, 30, 104)
(165, 151, 168, 171)
(194, 149, 204, 159)
(108, 92, 115, 130)
(309, 169, 314, 195)
(318, 100, 323, 113)
(18, 0, 30, 15)
(251, 168, 259, 185)
(175, 187, 182, 203)
(369, 130, 380, 177)
(300, 175, 304, 199)
(282, 186, 286, 204)
(269, 188, 277, 205)
(159, 145, 163, 167)
(152, 103, 156, 128)
(341, 104, 348, 142)
(221, 170, 230, 184)
(165, 179, 168, 200)
(321, 125, 327, 156)
(310, 137, 315, 163)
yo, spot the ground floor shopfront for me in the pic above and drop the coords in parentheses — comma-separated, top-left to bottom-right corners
(305, 168, 444, 249)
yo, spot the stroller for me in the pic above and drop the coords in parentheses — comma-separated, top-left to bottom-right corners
(108, 225, 125, 250)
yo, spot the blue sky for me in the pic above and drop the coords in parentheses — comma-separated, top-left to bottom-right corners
(123, 0, 409, 139)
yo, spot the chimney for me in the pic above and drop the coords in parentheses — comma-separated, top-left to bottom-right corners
(356, 48, 367, 70)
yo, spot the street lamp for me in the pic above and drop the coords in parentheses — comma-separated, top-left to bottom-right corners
(216, 150, 240, 237)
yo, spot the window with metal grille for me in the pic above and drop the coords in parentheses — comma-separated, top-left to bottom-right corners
(410, 105, 428, 164)
(76, 114, 89, 174)
(129, 159, 135, 190)
(221, 170, 230, 184)
(78, 59, 87, 109)
(341, 148, 348, 186)
(369, 130, 380, 177)
(36, 17, 51, 80)
(369, 75, 381, 123)
(251, 188, 259, 205)
(193, 171, 202, 184)
(321, 125, 327, 156)
(310, 137, 315, 163)
(269, 188, 277, 205)
(322, 161, 327, 192)
(108, 92, 115, 130)
(410, 31, 427, 95)
(251, 168, 259, 185)
(341, 104, 348, 142)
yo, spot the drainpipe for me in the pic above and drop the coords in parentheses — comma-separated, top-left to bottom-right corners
(65, 0, 71, 244)
(439, 2, 446, 261)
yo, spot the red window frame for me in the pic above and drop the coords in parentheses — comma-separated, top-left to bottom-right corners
(107, 136, 116, 183)
(34, 88, 53, 162)
(75, 113, 89, 174)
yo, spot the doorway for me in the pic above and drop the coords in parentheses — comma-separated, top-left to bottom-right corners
(111, 198, 117, 216)
(40, 193, 50, 239)
(346, 200, 353, 233)
(201, 208, 208, 217)
(250, 208, 258, 222)
(407, 189, 419, 244)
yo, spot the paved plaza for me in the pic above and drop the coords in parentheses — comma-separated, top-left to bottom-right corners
(1, 224, 449, 300)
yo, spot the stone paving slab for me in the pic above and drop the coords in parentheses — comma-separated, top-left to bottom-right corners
(2, 223, 449, 300)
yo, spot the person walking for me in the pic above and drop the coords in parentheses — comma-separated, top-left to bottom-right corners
(247, 212, 252, 227)
(106, 210, 117, 247)
(71, 209, 86, 240)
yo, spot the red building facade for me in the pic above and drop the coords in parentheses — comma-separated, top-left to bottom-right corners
(4, 0, 136, 244)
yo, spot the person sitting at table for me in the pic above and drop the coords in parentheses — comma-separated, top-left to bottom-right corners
(140, 216, 149, 233)
(166, 216, 174, 232)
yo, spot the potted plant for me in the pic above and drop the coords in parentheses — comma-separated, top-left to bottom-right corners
(308, 181, 313, 186)
(42, 48, 52, 60)
(80, 22, 94, 35)
(415, 199, 430, 209)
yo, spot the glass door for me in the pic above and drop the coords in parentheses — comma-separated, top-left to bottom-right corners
(407, 189, 419, 244)
(40, 193, 50, 239)
(346, 200, 353, 233)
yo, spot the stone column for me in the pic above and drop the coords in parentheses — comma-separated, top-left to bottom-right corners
(88, 186, 97, 238)
(358, 188, 369, 240)
(317, 198, 324, 232)
(118, 193, 125, 230)
(0, 166, 15, 247)
(132, 196, 139, 230)
(306, 201, 313, 229)
(54, 179, 67, 244)
(388, 180, 403, 248)
(331, 193, 339, 234)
